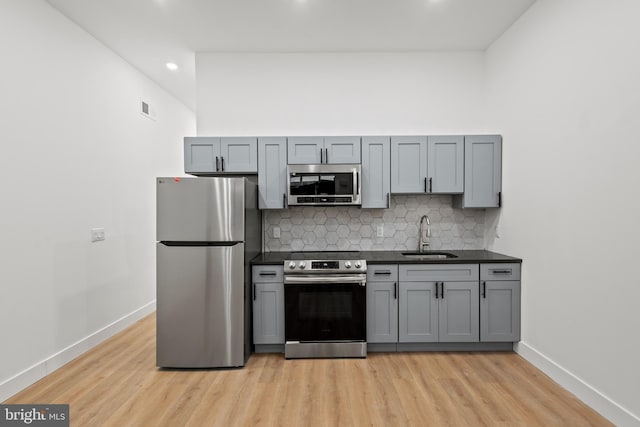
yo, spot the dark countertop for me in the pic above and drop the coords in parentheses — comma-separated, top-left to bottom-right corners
(251, 250, 522, 265)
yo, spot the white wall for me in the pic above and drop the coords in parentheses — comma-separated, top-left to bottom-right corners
(485, 0, 640, 424)
(196, 52, 486, 135)
(0, 0, 195, 400)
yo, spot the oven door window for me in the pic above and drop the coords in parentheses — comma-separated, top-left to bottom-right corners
(285, 283, 365, 342)
(289, 173, 354, 196)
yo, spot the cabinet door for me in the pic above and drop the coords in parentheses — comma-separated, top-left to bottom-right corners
(398, 281, 438, 342)
(258, 137, 287, 209)
(287, 136, 323, 164)
(480, 280, 520, 342)
(324, 136, 361, 164)
(427, 136, 464, 194)
(438, 281, 479, 342)
(184, 137, 221, 174)
(366, 281, 398, 343)
(459, 135, 502, 208)
(361, 136, 390, 208)
(220, 137, 258, 173)
(391, 136, 428, 193)
(253, 282, 285, 345)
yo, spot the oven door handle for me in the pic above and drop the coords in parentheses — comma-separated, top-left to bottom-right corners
(284, 274, 367, 286)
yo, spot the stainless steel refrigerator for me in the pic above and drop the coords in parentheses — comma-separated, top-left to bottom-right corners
(156, 176, 260, 368)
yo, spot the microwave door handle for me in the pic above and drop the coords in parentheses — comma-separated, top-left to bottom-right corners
(354, 170, 360, 195)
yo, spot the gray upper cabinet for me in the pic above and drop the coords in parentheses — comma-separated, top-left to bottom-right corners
(287, 136, 361, 164)
(252, 266, 285, 345)
(184, 137, 220, 174)
(221, 137, 258, 173)
(324, 136, 361, 164)
(391, 136, 463, 194)
(366, 265, 399, 343)
(361, 136, 391, 209)
(398, 264, 479, 343)
(287, 137, 323, 164)
(391, 136, 428, 193)
(427, 136, 464, 194)
(184, 136, 257, 174)
(453, 135, 502, 208)
(258, 137, 287, 209)
(480, 263, 521, 342)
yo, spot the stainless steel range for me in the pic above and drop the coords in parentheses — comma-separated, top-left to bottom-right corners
(283, 253, 367, 359)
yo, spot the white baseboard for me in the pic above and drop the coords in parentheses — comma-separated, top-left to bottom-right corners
(0, 301, 156, 403)
(515, 342, 640, 427)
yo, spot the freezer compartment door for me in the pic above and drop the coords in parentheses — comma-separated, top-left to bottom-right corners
(157, 177, 245, 242)
(157, 243, 245, 368)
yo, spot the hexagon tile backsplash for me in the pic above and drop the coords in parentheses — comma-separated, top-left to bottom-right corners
(263, 195, 486, 252)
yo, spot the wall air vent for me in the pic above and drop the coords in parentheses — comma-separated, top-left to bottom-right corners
(140, 100, 157, 121)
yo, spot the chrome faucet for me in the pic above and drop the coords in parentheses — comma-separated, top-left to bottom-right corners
(418, 214, 431, 252)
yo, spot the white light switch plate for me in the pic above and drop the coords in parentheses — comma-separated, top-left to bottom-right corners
(91, 227, 105, 242)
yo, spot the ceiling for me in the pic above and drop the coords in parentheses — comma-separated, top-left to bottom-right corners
(46, 0, 536, 111)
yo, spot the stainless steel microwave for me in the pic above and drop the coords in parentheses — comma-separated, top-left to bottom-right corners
(287, 164, 361, 206)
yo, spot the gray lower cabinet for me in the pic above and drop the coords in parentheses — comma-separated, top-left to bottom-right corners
(252, 266, 284, 345)
(287, 136, 361, 164)
(398, 264, 479, 343)
(361, 136, 391, 208)
(453, 135, 502, 208)
(480, 263, 521, 342)
(366, 265, 398, 343)
(185, 137, 258, 174)
(258, 137, 287, 209)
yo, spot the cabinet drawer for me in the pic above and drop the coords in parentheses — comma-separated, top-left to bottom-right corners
(481, 263, 521, 281)
(367, 265, 398, 282)
(399, 264, 478, 282)
(252, 265, 284, 283)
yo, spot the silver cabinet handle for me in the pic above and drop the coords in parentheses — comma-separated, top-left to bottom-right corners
(216, 156, 220, 172)
(387, 192, 391, 209)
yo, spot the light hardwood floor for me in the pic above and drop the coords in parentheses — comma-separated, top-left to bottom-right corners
(5, 314, 612, 426)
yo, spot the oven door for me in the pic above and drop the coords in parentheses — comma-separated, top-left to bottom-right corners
(284, 274, 366, 342)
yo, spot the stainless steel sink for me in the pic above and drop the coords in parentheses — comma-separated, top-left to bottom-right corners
(401, 251, 458, 260)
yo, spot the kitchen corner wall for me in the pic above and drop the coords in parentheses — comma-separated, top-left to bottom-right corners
(263, 196, 485, 252)
(0, 0, 195, 401)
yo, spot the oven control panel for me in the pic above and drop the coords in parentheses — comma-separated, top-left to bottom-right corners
(284, 259, 367, 273)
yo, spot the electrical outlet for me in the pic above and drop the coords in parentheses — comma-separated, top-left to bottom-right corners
(376, 225, 384, 238)
(273, 227, 281, 238)
(91, 227, 105, 242)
